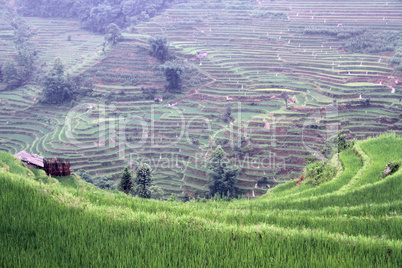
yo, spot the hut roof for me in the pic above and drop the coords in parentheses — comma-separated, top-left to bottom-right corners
(14, 151, 44, 168)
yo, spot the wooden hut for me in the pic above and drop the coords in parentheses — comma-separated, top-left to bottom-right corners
(14, 151, 44, 169)
(44, 158, 71, 177)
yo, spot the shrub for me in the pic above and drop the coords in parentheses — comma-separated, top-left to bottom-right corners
(382, 160, 401, 178)
(304, 161, 337, 186)
(149, 185, 164, 200)
(321, 132, 355, 158)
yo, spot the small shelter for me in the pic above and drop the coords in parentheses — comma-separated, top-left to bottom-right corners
(44, 158, 71, 177)
(196, 51, 208, 60)
(14, 151, 44, 169)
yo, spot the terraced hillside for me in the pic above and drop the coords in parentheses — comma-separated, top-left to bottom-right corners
(0, 5, 18, 60)
(0, 134, 401, 266)
(24, 17, 105, 74)
(0, 0, 401, 197)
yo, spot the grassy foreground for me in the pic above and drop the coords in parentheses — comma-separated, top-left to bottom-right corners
(0, 134, 401, 267)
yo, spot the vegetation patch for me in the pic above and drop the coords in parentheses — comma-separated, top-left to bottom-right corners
(303, 160, 337, 186)
(343, 82, 377, 87)
(344, 31, 400, 53)
(303, 26, 365, 39)
(254, 88, 294, 92)
(382, 160, 401, 178)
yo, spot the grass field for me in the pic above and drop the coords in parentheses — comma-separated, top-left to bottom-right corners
(0, 0, 401, 197)
(0, 133, 401, 266)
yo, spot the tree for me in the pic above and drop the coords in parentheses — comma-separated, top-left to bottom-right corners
(105, 23, 123, 45)
(148, 35, 169, 62)
(51, 57, 65, 76)
(135, 163, 152, 198)
(42, 58, 86, 104)
(221, 103, 232, 123)
(118, 167, 133, 194)
(321, 132, 354, 158)
(12, 17, 33, 47)
(16, 43, 38, 83)
(281, 91, 288, 108)
(207, 146, 241, 199)
(42, 73, 75, 104)
(161, 61, 184, 94)
(1, 60, 21, 90)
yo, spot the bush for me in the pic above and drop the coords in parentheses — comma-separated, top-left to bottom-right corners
(76, 169, 92, 183)
(149, 185, 164, 200)
(167, 193, 177, 202)
(382, 160, 401, 178)
(304, 155, 318, 165)
(389, 162, 400, 174)
(304, 161, 337, 186)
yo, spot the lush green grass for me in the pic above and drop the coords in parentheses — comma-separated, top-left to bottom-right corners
(0, 0, 401, 197)
(0, 134, 401, 266)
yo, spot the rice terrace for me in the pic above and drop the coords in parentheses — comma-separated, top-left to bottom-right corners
(0, 0, 401, 266)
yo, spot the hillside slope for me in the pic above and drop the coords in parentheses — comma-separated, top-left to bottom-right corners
(1, 0, 401, 198)
(0, 134, 401, 266)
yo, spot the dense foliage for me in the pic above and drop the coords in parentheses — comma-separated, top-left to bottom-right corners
(344, 31, 400, 53)
(104, 23, 123, 45)
(305, 133, 355, 186)
(206, 146, 241, 199)
(149, 185, 164, 200)
(42, 58, 75, 104)
(160, 60, 184, 94)
(391, 42, 402, 72)
(148, 35, 169, 62)
(321, 132, 355, 159)
(134, 163, 153, 198)
(1, 60, 21, 90)
(42, 58, 93, 104)
(303, 26, 366, 39)
(16, 0, 172, 33)
(304, 160, 337, 186)
(0, 17, 39, 90)
(118, 167, 133, 194)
